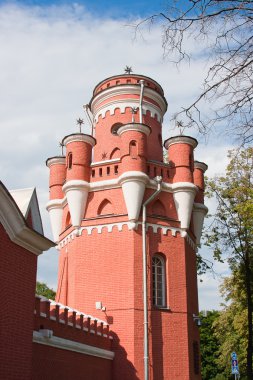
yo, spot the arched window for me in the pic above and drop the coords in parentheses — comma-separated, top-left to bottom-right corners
(152, 255, 166, 308)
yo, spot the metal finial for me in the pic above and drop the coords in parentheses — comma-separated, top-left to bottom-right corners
(76, 118, 84, 133)
(59, 141, 64, 156)
(131, 107, 138, 122)
(176, 120, 185, 135)
(124, 66, 133, 74)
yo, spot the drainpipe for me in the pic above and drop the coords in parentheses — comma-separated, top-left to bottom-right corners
(139, 80, 145, 123)
(142, 176, 162, 380)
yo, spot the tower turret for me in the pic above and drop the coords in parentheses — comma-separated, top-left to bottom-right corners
(164, 135, 198, 230)
(90, 74, 167, 162)
(117, 122, 150, 225)
(193, 161, 208, 245)
(62, 133, 96, 228)
(46, 156, 66, 242)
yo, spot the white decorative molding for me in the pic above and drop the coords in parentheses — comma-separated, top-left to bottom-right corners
(91, 158, 120, 167)
(46, 156, 66, 168)
(117, 123, 151, 137)
(46, 199, 64, 242)
(0, 183, 54, 255)
(93, 101, 163, 123)
(171, 182, 197, 229)
(58, 221, 197, 250)
(192, 203, 208, 245)
(62, 133, 96, 147)
(63, 180, 89, 227)
(91, 85, 167, 118)
(119, 171, 149, 222)
(33, 331, 114, 360)
(194, 161, 208, 172)
(164, 135, 198, 150)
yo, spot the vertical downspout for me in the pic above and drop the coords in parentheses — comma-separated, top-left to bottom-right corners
(142, 176, 162, 380)
(139, 80, 145, 123)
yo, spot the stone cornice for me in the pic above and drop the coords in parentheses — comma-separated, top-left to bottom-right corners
(33, 331, 114, 360)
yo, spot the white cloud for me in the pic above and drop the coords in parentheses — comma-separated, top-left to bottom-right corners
(0, 3, 233, 307)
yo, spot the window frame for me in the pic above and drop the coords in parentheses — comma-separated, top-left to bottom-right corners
(152, 254, 166, 308)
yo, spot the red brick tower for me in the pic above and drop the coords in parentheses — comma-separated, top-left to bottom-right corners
(46, 73, 208, 380)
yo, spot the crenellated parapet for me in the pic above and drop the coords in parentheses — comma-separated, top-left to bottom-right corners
(34, 295, 112, 341)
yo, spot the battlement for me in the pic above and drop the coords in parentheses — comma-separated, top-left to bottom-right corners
(34, 295, 112, 350)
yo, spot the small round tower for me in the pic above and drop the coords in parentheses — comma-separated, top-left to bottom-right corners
(46, 156, 66, 242)
(62, 133, 96, 228)
(193, 161, 208, 245)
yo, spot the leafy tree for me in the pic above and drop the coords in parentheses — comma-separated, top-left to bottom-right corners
(137, 1, 253, 143)
(36, 281, 56, 300)
(213, 273, 249, 379)
(200, 310, 221, 380)
(205, 147, 253, 379)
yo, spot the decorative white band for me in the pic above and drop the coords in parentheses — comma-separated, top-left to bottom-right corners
(117, 123, 151, 137)
(164, 136, 198, 149)
(33, 331, 114, 360)
(194, 161, 208, 172)
(118, 171, 149, 185)
(63, 180, 90, 193)
(193, 202, 208, 214)
(58, 221, 196, 250)
(46, 156, 66, 168)
(46, 199, 64, 211)
(63, 134, 96, 147)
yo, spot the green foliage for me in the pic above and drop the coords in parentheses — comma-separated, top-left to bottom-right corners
(36, 281, 56, 300)
(204, 147, 253, 378)
(200, 310, 221, 380)
(213, 274, 248, 379)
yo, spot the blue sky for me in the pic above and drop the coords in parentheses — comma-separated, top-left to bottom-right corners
(0, 0, 232, 310)
(0, 0, 164, 17)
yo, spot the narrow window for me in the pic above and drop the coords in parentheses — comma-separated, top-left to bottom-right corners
(152, 255, 166, 308)
(129, 140, 137, 158)
(68, 153, 73, 169)
(99, 168, 102, 177)
(116, 80, 120, 85)
(114, 165, 118, 174)
(91, 169, 95, 177)
(107, 167, 110, 175)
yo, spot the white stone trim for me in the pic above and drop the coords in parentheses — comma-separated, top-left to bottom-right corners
(91, 85, 167, 116)
(194, 161, 208, 172)
(91, 158, 120, 167)
(46, 157, 66, 168)
(117, 123, 151, 137)
(0, 183, 54, 255)
(63, 134, 96, 147)
(33, 331, 114, 360)
(164, 136, 198, 149)
(58, 221, 197, 250)
(93, 101, 163, 123)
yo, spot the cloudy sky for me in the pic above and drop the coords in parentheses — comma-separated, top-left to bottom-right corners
(0, 0, 234, 310)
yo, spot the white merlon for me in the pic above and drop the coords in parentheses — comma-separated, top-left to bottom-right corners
(192, 203, 208, 245)
(119, 171, 149, 222)
(58, 221, 197, 250)
(93, 101, 163, 122)
(46, 199, 64, 242)
(171, 182, 197, 229)
(63, 180, 89, 227)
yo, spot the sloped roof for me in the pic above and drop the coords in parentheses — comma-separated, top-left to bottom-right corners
(10, 187, 43, 235)
(0, 182, 55, 255)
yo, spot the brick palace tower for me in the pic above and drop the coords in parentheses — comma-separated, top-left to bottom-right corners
(46, 72, 208, 380)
